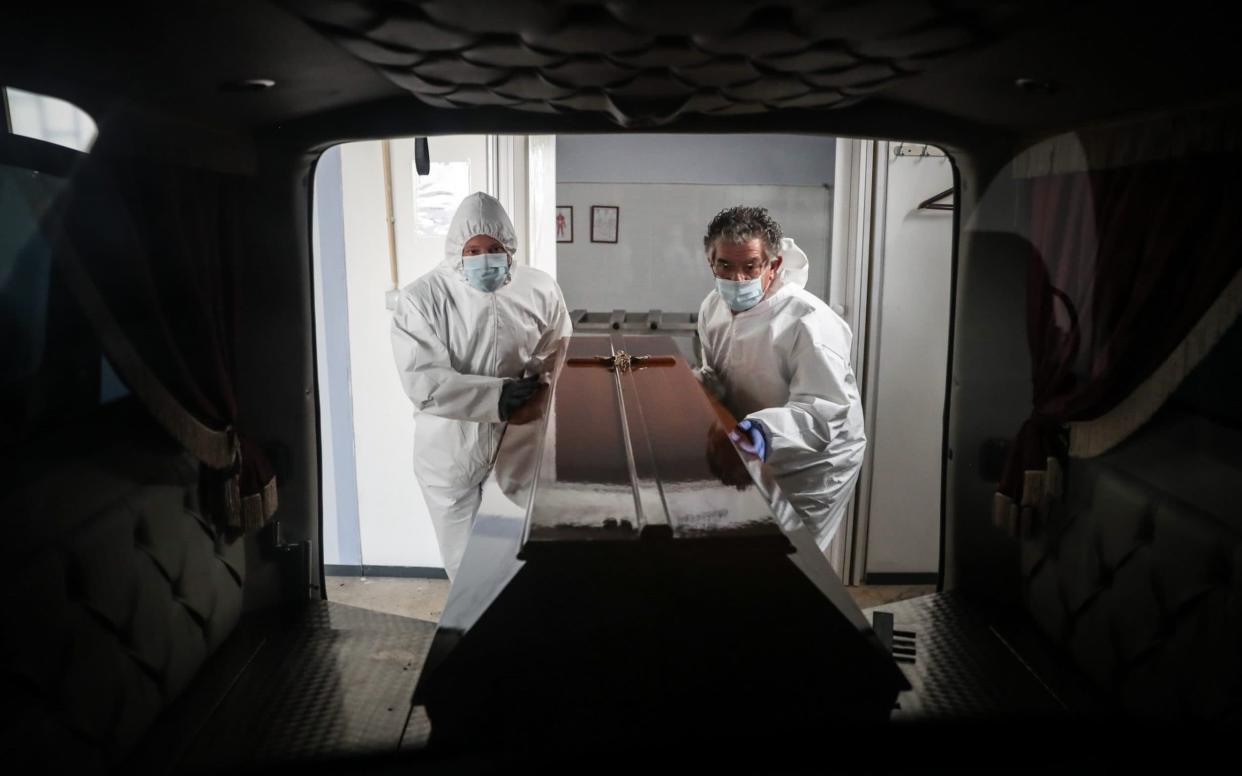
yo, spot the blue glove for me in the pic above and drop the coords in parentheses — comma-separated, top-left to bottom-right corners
(729, 419, 769, 462)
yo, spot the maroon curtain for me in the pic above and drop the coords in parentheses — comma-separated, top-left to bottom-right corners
(46, 139, 276, 535)
(999, 152, 1242, 502)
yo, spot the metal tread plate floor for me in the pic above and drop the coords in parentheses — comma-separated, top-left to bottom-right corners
(865, 592, 1069, 719)
(133, 592, 1080, 772)
(129, 601, 438, 774)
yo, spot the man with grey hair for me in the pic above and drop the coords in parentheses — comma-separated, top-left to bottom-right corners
(696, 206, 866, 552)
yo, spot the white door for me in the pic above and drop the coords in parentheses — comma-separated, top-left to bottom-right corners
(829, 139, 953, 584)
(329, 135, 556, 572)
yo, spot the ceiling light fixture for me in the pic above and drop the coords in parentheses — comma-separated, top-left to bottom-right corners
(1014, 77, 1057, 95)
(220, 78, 277, 93)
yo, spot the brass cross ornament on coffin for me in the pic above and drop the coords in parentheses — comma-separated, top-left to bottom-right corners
(567, 350, 676, 371)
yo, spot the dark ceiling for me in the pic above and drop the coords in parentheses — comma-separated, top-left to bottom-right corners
(2, 0, 1240, 151)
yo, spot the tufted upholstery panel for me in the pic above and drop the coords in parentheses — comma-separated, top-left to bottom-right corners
(283, 0, 1038, 127)
(0, 400, 245, 769)
(1020, 413, 1242, 721)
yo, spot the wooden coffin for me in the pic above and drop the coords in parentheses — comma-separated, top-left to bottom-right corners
(411, 334, 908, 753)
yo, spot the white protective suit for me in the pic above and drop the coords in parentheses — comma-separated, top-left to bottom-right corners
(697, 238, 866, 551)
(391, 192, 571, 580)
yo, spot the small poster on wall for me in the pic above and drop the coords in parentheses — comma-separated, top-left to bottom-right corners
(556, 206, 573, 243)
(591, 205, 619, 243)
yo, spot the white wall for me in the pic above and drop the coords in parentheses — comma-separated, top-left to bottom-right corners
(556, 182, 832, 313)
(554, 133, 836, 314)
(558, 133, 836, 186)
(863, 151, 954, 576)
(5, 87, 97, 153)
(337, 141, 444, 568)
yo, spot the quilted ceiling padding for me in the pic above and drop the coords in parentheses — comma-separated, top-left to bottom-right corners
(288, 0, 1031, 127)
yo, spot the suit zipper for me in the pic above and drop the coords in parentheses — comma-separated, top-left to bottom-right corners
(488, 294, 498, 456)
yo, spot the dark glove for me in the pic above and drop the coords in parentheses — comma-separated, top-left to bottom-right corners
(499, 375, 541, 421)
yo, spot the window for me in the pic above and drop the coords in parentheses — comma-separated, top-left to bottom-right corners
(4, 87, 97, 153)
(1, 87, 121, 446)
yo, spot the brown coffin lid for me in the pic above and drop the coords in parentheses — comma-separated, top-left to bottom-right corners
(508, 333, 791, 557)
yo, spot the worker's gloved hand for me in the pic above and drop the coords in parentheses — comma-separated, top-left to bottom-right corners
(498, 375, 541, 421)
(706, 423, 752, 490)
(695, 366, 726, 401)
(729, 418, 769, 462)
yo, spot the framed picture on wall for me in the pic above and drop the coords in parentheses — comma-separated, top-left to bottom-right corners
(556, 206, 573, 243)
(591, 205, 619, 243)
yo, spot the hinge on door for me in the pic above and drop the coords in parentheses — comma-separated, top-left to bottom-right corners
(264, 521, 318, 602)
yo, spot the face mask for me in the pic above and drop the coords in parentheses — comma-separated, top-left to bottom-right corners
(463, 252, 510, 292)
(715, 275, 767, 312)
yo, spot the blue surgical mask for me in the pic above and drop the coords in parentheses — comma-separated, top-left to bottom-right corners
(463, 252, 511, 292)
(715, 276, 766, 312)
